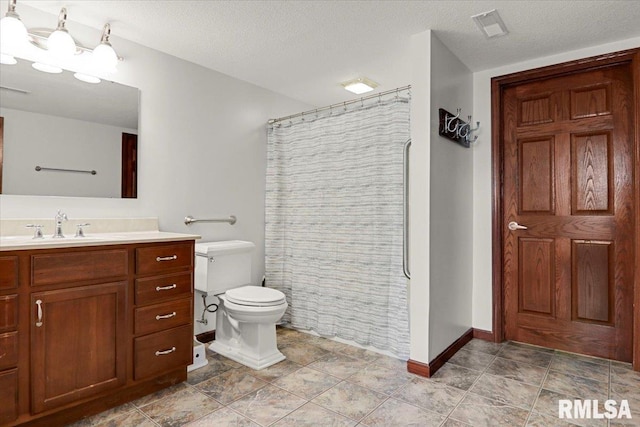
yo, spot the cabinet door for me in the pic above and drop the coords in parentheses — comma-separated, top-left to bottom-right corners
(31, 282, 127, 413)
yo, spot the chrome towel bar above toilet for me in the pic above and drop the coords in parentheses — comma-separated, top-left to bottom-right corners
(184, 215, 237, 225)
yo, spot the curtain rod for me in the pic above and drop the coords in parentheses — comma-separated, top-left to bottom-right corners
(268, 85, 411, 125)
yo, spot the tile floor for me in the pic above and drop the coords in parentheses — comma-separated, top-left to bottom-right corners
(71, 328, 640, 427)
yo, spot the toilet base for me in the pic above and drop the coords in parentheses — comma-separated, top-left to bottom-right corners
(208, 340, 285, 370)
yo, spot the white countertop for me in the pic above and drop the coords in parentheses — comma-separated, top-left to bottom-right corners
(0, 230, 201, 251)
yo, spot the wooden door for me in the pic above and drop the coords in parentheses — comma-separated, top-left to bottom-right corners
(31, 282, 127, 413)
(502, 62, 635, 361)
(121, 132, 138, 198)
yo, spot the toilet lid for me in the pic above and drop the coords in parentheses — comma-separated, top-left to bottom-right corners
(225, 286, 286, 307)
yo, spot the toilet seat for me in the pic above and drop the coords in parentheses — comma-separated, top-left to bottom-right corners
(225, 286, 286, 307)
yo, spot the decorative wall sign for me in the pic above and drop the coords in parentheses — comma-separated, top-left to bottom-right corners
(439, 108, 480, 148)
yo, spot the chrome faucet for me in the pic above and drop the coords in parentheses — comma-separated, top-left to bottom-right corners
(53, 210, 68, 238)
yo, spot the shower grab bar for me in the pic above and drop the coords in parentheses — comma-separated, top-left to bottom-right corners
(35, 165, 97, 175)
(403, 139, 411, 280)
(184, 215, 237, 226)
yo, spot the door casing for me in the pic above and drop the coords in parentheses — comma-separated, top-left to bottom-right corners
(491, 48, 640, 370)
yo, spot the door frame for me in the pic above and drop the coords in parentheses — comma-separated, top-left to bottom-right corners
(491, 48, 640, 369)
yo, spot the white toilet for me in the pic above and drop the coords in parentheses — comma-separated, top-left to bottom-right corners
(194, 240, 288, 370)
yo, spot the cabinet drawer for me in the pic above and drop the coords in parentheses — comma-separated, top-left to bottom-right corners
(0, 257, 18, 290)
(0, 368, 18, 424)
(136, 242, 193, 275)
(134, 325, 192, 380)
(135, 298, 192, 336)
(0, 331, 18, 370)
(0, 295, 18, 332)
(135, 272, 192, 305)
(32, 249, 128, 286)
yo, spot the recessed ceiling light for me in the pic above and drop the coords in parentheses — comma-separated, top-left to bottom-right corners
(0, 54, 17, 65)
(472, 9, 508, 38)
(32, 62, 63, 73)
(74, 73, 101, 84)
(342, 77, 378, 95)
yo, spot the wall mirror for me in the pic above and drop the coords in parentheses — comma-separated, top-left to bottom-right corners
(0, 58, 139, 198)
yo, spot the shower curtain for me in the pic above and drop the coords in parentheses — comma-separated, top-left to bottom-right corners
(265, 95, 410, 359)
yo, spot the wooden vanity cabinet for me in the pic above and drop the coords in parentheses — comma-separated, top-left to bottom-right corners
(0, 239, 195, 427)
(0, 256, 19, 425)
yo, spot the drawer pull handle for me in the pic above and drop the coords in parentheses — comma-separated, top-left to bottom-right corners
(156, 311, 177, 320)
(35, 299, 43, 327)
(156, 284, 177, 292)
(155, 347, 176, 356)
(156, 255, 178, 262)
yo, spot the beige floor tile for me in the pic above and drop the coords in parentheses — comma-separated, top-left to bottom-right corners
(461, 338, 504, 356)
(307, 352, 369, 379)
(543, 371, 609, 400)
(392, 377, 464, 415)
(430, 363, 482, 391)
(279, 341, 329, 365)
(195, 369, 268, 404)
(549, 356, 610, 384)
(312, 381, 386, 421)
(273, 366, 341, 399)
(486, 356, 548, 386)
(272, 402, 356, 427)
(229, 384, 306, 426)
(183, 407, 259, 427)
(448, 348, 496, 371)
(345, 363, 412, 395)
(469, 372, 539, 409)
(449, 393, 530, 427)
(243, 358, 301, 383)
(497, 345, 553, 367)
(360, 398, 445, 427)
(139, 388, 221, 427)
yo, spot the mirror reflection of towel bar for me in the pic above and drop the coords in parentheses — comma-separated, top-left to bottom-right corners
(184, 215, 237, 226)
(35, 166, 97, 175)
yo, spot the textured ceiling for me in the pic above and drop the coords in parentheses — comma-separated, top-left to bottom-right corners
(17, 0, 640, 107)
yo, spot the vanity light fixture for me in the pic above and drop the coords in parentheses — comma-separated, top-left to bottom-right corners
(0, 0, 121, 82)
(471, 9, 509, 38)
(342, 77, 378, 95)
(0, 0, 27, 54)
(46, 8, 76, 57)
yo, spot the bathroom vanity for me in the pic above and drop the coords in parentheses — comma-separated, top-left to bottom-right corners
(0, 222, 198, 426)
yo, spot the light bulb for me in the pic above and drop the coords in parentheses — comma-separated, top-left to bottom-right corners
(47, 29, 76, 57)
(0, 15, 27, 53)
(92, 42, 118, 72)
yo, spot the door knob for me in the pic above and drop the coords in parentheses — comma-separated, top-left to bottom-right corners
(508, 221, 528, 231)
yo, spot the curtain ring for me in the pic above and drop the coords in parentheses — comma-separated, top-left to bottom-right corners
(301, 111, 305, 121)
(343, 102, 347, 111)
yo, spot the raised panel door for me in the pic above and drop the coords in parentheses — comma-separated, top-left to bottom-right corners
(31, 282, 127, 413)
(502, 63, 634, 361)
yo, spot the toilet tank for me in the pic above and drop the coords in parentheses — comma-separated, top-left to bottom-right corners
(194, 240, 255, 295)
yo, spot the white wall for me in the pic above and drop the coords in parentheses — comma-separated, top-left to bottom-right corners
(1, 107, 132, 198)
(471, 37, 640, 332)
(428, 35, 473, 360)
(0, 6, 312, 333)
(408, 31, 431, 364)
